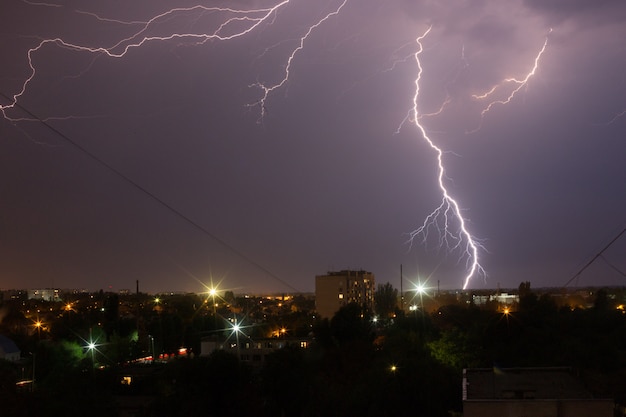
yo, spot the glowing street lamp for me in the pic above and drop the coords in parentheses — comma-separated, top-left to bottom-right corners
(411, 280, 428, 312)
(227, 317, 252, 359)
(208, 287, 218, 329)
(232, 320, 241, 358)
(86, 327, 98, 374)
(33, 320, 43, 340)
(499, 307, 513, 334)
(86, 340, 96, 375)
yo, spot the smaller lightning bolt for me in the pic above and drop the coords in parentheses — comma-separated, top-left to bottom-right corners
(1, 2, 294, 122)
(2, 0, 350, 125)
(75, 10, 149, 26)
(406, 27, 486, 290)
(419, 44, 469, 121)
(602, 109, 626, 126)
(20, 0, 62, 7)
(249, 0, 349, 119)
(418, 97, 453, 119)
(469, 29, 552, 133)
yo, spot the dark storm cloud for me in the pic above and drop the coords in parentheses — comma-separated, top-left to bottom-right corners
(524, 0, 626, 22)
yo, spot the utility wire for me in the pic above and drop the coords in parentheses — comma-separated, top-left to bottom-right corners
(1, 92, 300, 293)
(563, 227, 626, 288)
(599, 254, 626, 279)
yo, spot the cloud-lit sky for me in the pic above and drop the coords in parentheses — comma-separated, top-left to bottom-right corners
(1, 0, 625, 294)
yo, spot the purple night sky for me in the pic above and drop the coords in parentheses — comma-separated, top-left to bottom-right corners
(1, 0, 625, 294)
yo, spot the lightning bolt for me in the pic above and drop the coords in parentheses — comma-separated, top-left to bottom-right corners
(0, 1, 351, 292)
(1, 1, 349, 122)
(2, 3, 565, 292)
(602, 109, 626, 126)
(20, 0, 62, 7)
(469, 29, 552, 133)
(402, 29, 555, 288)
(405, 27, 486, 290)
(249, 0, 349, 119)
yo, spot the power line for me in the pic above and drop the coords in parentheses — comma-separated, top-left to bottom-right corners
(599, 254, 626, 279)
(1, 91, 300, 293)
(563, 227, 626, 288)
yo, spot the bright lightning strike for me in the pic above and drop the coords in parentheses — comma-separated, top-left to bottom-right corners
(406, 27, 486, 290)
(469, 29, 552, 133)
(1, 1, 349, 122)
(1, 2, 291, 120)
(2, 3, 573, 293)
(403, 29, 555, 289)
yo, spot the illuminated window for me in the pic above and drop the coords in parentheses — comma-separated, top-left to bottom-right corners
(300, 341, 308, 348)
(121, 376, 132, 385)
(338, 294, 344, 299)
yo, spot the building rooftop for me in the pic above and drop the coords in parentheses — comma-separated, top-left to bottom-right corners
(464, 367, 593, 400)
(0, 334, 20, 355)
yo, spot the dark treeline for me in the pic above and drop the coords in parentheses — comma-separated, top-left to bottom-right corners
(1, 287, 626, 416)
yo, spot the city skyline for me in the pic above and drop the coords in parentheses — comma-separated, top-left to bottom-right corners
(1, 0, 625, 294)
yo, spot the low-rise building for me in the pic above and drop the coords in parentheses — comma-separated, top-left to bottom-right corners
(463, 367, 614, 417)
(201, 336, 311, 366)
(0, 335, 20, 362)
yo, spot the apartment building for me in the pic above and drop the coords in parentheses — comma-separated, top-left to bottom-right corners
(315, 269, 375, 319)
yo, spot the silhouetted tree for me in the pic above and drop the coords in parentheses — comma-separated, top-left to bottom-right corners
(261, 346, 310, 417)
(518, 291, 538, 313)
(593, 288, 611, 311)
(0, 360, 22, 416)
(330, 302, 373, 344)
(155, 350, 257, 417)
(374, 282, 398, 319)
(428, 327, 482, 369)
(224, 291, 236, 305)
(518, 281, 532, 297)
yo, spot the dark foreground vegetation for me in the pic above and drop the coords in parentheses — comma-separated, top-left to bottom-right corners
(1, 287, 626, 416)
